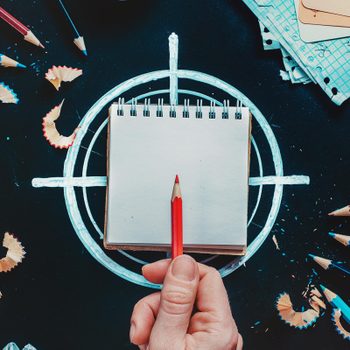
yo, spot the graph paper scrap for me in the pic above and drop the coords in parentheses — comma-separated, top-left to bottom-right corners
(244, 0, 350, 105)
(259, 21, 312, 85)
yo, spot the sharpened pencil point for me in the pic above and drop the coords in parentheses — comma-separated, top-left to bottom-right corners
(17, 63, 26, 69)
(82, 49, 88, 56)
(328, 232, 335, 237)
(39, 42, 45, 49)
(175, 174, 179, 184)
(319, 284, 326, 292)
(308, 253, 315, 259)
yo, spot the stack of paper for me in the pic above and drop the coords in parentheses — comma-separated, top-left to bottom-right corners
(243, 0, 350, 105)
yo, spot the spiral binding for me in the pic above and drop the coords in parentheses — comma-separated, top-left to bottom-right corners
(116, 98, 244, 119)
(117, 97, 125, 116)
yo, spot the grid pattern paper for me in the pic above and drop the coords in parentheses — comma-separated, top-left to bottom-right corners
(243, 0, 350, 105)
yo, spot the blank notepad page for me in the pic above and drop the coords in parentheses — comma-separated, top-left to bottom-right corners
(105, 104, 250, 251)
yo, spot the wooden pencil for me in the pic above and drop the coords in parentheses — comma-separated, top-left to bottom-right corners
(57, 0, 87, 56)
(320, 285, 350, 324)
(0, 6, 44, 49)
(0, 54, 26, 68)
(329, 232, 350, 247)
(171, 174, 183, 259)
(308, 254, 350, 277)
(328, 205, 350, 217)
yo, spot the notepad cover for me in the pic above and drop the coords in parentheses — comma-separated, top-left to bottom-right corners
(104, 104, 251, 255)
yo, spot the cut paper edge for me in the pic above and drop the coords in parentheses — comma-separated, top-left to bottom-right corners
(276, 292, 319, 329)
(0, 232, 25, 273)
(42, 100, 78, 149)
(328, 205, 350, 217)
(45, 65, 83, 90)
(332, 309, 350, 341)
(0, 82, 19, 104)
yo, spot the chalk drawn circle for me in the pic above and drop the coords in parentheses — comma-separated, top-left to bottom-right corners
(63, 70, 283, 289)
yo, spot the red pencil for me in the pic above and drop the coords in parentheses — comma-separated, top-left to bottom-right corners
(171, 175, 183, 259)
(0, 6, 45, 49)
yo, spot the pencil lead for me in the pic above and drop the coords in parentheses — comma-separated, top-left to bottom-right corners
(328, 232, 336, 238)
(82, 49, 88, 56)
(39, 42, 45, 49)
(319, 284, 326, 292)
(175, 174, 179, 184)
(17, 62, 26, 69)
(308, 253, 316, 259)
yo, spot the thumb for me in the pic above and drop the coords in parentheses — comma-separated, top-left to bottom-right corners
(149, 255, 199, 350)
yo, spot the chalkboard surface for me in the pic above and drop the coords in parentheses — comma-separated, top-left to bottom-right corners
(0, 1, 349, 349)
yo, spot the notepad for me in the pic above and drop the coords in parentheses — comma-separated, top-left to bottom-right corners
(104, 102, 251, 255)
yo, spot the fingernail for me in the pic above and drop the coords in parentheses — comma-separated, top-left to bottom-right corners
(129, 321, 136, 342)
(171, 255, 196, 281)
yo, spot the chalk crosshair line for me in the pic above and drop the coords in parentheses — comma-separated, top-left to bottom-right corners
(32, 33, 310, 288)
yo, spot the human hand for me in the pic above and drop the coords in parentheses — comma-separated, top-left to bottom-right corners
(130, 255, 243, 350)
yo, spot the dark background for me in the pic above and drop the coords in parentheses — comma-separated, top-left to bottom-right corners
(0, 0, 349, 349)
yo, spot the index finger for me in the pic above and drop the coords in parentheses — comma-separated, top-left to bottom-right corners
(196, 266, 233, 320)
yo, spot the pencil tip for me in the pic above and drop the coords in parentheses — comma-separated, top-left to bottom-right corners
(175, 174, 179, 184)
(319, 284, 326, 292)
(39, 43, 45, 49)
(82, 50, 88, 56)
(17, 63, 26, 69)
(328, 232, 335, 237)
(308, 253, 315, 259)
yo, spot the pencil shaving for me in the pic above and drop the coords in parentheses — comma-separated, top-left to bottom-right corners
(332, 309, 350, 341)
(310, 287, 322, 298)
(310, 295, 326, 310)
(276, 292, 319, 329)
(272, 235, 280, 250)
(0, 232, 25, 273)
(42, 100, 78, 149)
(0, 82, 19, 104)
(45, 65, 82, 90)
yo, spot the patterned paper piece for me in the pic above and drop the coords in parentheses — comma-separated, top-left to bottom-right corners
(242, 0, 350, 105)
(259, 21, 281, 50)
